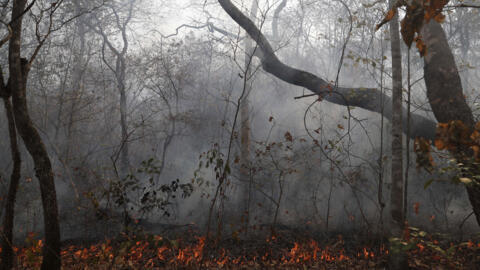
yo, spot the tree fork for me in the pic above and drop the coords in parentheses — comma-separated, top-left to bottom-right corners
(9, 1, 61, 269)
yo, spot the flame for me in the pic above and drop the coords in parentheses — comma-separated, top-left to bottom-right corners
(417, 243, 425, 252)
(467, 240, 474, 248)
(170, 236, 206, 265)
(157, 246, 168, 261)
(21, 233, 480, 268)
(283, 240, 354, 264)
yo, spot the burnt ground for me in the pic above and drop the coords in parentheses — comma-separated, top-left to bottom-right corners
(7, 223, 480, 269)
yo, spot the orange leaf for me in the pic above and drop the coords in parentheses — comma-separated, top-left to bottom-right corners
(434, 138, 445, 150)
(471, 130, 480, 142)
(471, 145, 480, 159)
(385, 9, 395, 21)
(434, 13, 445, 23)
(376, 9, 396, 30)
(415, 37, 427, 56)
(401, 19, 416, 48)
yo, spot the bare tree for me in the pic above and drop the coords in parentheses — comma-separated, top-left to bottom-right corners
(87, 0, 136, 178)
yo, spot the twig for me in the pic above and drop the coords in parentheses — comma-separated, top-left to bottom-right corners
(458, 211, 474, 229)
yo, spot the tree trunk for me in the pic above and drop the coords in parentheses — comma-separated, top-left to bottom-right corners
(119, 73, 129, 178)
(65, 1, 88, 162)
(388, 0, 404, 234)
(11, 67, 62, 270)
(0, 98, 21, 270)
(387, 1, 407, 268)
(421, 20, 480, 226)
(240, 0, 258, 237)
(89, 2, 133, 178)
(9, 1, 61, 269)
(272, 0, 287, 43)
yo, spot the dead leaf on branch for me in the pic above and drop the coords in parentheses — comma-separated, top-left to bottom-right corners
(424, 0, 448, 22)
(376, 0, 449, 56)
(414, 137, 435, 172)
(284, 131, 293, 142)
(415, 36, 427, 56)
(376, 9, 396, 30)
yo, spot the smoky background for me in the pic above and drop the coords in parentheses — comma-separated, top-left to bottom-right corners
(0, 0, 478, 245)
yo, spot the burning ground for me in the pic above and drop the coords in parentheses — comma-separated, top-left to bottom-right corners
(7, 226, 480, 269)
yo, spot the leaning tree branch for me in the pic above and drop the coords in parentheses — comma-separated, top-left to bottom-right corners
(217, 0, 436, 140)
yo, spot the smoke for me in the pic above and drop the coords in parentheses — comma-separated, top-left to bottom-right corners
(0, 0, 479, 245)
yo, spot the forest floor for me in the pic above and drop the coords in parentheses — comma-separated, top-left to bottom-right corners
(7, 225, 480, 269)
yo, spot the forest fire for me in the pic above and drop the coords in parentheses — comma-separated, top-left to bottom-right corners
(3, 230, 478, 269)
(2, 0, 480, 269)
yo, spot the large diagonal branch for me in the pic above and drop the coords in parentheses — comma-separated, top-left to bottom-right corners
(217, 0, 436, 140)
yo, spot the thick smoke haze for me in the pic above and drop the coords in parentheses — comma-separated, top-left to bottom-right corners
(0, 0, 479, 250)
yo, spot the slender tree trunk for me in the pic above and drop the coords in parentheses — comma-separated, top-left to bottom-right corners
(0, 98, 21, 270)
(239, 85, 251, 230)
(240, 0, 258, 236)
(65, 2, 87, 162)
(272, 0, 287, 43)
(118, 73, 129, 178)
(388, 0, 407, 268)
(388, 0, 404, 230)
(115, 46, 129, 178)
(9, 1, 61, 269)
(94, 2, 133, 178)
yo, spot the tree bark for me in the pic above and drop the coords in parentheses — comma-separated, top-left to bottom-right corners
(12, 89, 62, 270)
(388, 0, 404, 234)
(9, 1, 61, 269)
(0, 97, 21, 270)
(421, 21, 475, 129)
(422, 20, 480, 226)
(387, 1, 407, 268)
